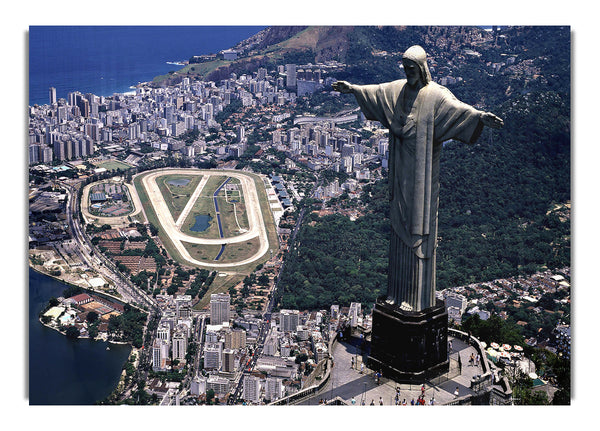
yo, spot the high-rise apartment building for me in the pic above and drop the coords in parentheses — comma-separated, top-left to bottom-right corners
(152, 338, 170, 371)
(210, 293, 230, 325)
(156, 322, 171, 343)
(243, 375, 261, 404)
(280, 309, 299, 333)
(222, 349, 236, 373)
(285, 64, 297, 88)
(172, 329, 188, 361)
(265, 377, 284, 402)
(49, 87, 56, 105)
(224, 328, 246, 350)
(204, 342, 222, 370)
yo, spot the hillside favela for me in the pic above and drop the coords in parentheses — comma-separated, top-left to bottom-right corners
(28, 26, 571, 408)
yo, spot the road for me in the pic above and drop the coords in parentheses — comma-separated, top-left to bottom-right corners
(63, 181, 157, 310)
(228, 189, 312, 404)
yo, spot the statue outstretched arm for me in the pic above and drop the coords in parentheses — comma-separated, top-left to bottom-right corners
(332, 81, 355, 94)
(480, 111, 504, 129)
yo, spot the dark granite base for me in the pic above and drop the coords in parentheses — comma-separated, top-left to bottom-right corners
(367, 298, 449, 383)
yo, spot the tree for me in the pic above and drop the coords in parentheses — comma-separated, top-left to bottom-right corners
(206, 389, 215, 405)
(86, 311, 99, 324)
(295, 353, 308, 364)
(65, 326, 80, 339)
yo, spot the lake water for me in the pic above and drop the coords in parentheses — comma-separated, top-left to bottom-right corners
(190, 214, 212, 232)
(28, 268, 131, 405)
(167, 178, 191, 187)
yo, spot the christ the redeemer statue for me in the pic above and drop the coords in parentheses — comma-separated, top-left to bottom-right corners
(333, 45, 503, 312)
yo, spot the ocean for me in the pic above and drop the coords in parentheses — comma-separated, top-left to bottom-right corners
(28, 25, 266, 106)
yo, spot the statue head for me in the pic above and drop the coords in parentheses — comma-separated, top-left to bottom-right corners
(402, 45, 432, 85)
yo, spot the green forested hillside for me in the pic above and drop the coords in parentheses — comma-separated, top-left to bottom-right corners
(277, 26, 570, 311)
(278, 182, 390, 311)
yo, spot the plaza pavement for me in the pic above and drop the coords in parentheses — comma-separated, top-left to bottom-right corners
(299, 336, 489, 406)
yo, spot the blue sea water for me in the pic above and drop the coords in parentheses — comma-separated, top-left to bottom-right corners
(29, 26, 266, 106)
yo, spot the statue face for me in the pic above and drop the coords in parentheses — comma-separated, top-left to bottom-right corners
(402, 59, 421, 87)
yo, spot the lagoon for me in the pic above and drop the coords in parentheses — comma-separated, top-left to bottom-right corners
(28, 268, 131, 405)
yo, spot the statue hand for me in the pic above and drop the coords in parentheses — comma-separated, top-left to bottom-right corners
(332, 81, 353, 94)
(481, 112, 504, 129)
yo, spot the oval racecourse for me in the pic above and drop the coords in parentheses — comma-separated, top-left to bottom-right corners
(131, 169, 277, 270)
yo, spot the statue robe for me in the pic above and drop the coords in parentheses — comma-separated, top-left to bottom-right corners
(353, 79, 484, 311)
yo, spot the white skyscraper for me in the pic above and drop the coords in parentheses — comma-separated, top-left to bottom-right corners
(172, 329, 188, 361)
(265, 377, 284, 402)
(349, 302, 362, 327)
(243, 375, 261, 404)
(152, 338, 170, 371)
(210, 293, 230, 325)
(156, 322, 171, 343)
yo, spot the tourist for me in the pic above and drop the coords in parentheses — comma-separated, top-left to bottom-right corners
(370, 399, 375, 405)
(449, 340, 453, 352)
(402, 399, 407, 405)
(469, 353, 475, 366)
(476, 353, 480, 367)
(454, 386, 460, 398)
(351, 397, 356, 405)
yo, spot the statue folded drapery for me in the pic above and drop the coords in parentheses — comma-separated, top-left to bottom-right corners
(334, 45, 503, 312)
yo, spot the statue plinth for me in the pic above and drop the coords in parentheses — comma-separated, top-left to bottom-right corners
(367, 297, 449, 383)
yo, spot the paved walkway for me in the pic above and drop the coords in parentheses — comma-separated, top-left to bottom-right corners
(299, 336, 487, 406)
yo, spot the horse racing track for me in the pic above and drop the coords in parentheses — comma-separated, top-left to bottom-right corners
(133, 169, 277, 270)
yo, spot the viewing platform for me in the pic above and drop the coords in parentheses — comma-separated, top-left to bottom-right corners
(297, 330, 512, 406)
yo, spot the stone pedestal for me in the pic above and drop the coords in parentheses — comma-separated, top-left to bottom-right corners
(367, 298, 449, 383)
